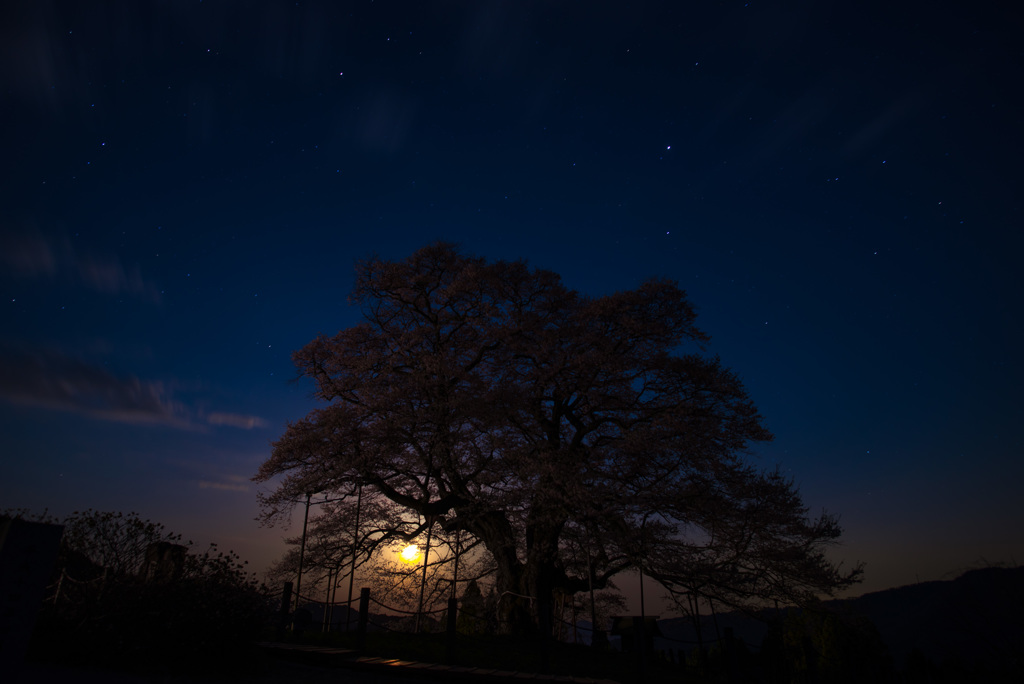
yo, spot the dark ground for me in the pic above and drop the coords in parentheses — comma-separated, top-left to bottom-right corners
(14, 659, 424, 684)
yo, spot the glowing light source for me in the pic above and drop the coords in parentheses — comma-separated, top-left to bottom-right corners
(400, 544, 421, 563)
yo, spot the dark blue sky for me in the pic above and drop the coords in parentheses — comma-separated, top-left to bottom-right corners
(2, 0, 1021, 601)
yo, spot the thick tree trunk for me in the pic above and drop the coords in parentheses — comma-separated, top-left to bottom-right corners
(491, 559, 558, 637)
(464, 511, 532, 634)
(467, 511, 565, 636)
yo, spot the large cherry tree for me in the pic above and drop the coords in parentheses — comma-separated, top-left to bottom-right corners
(254, 243, 860, 634)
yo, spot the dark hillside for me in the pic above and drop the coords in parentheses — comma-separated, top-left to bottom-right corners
(653, 566, 1023, 676)
(839, 565, 1024, 670)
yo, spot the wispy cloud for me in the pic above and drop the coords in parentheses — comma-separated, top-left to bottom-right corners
(0, 347, 268, 431)
(0, 232, 160, 301)
(1, 232, 58, 278)
(206, 412, 268, 430)
(198, 475, 250, 493)
(0, 347, 188, 426)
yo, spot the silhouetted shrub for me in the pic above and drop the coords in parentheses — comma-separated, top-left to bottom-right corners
(18, 509, 275, 673)
(759, 606, 895, 683)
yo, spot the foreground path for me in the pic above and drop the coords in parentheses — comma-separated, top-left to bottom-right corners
(258, 642, 621, 684)
(17, 657, 434, 684)
(12, 643, 621, 684)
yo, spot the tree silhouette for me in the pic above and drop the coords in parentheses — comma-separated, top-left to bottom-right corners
(2, 508, 271, 670)
(254, 242, 859, 635)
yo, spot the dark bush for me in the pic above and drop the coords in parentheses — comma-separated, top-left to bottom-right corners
(14, 510, 275, 673)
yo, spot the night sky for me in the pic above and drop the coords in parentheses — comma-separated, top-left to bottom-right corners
(2, 0, 1021, 604)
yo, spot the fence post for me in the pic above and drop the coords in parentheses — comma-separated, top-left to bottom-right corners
(446, 596, 458, 664)
(724, 626, 737, 683)
(277, 582, 293, 640)
(636, 615, 648, 681)
(356, 587, 370, 651)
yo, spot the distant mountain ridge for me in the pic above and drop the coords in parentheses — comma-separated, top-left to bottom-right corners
(835, 565, 1024, 668)
(653, 565, 1024, 672)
